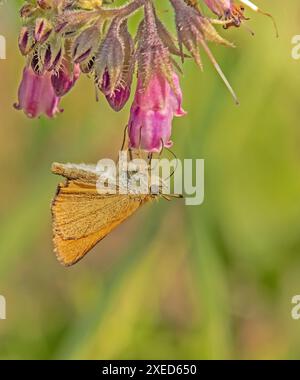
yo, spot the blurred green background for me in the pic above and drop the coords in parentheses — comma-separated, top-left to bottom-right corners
(0, 0, 300, 359)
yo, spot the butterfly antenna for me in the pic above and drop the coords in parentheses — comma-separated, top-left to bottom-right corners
(128, 148, 133, 162)
(164, 144, 179, 181)
(120, 124, 128, 151)
(159, 140, 165, 158)
(148, 152, 153, 166)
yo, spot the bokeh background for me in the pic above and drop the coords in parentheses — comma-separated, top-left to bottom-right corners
(0, 0, 300, 359)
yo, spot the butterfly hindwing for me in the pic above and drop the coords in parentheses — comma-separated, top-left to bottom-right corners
(52, 180, 149, 266)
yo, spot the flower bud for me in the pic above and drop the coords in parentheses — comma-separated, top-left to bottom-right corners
(18, 27, 33, 56)
(72, 26, 101, 64)
(34, 18, 53, 44)
(20, 4, 36, 18)
(170, 0, 233, 68)
(37, 0, 53, 10)
(51, 61, 80, 97)
(105, 20, 135, 111)
(41, 40, 63, 72)
(105, 84, 131, 112)
(95, 18, 125, 96)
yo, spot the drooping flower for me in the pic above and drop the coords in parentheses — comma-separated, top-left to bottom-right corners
(103, 20, 135, 112)
(51, 60, 81, 97)
(127, 1, 186, 153)
(94, 18, 135, 111)
(95, 18, 124, 93)
(103, 70, 132, 112)
(16, 0, 82, 119)
(14, 66, 61, 118)
(128, 72, 186, 153)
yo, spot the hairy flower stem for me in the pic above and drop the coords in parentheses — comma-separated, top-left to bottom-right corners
(98, 0, 147, 20)
(58, 0, 147, 26)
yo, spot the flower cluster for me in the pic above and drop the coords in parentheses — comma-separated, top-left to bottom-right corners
(15, 0, 276, 152)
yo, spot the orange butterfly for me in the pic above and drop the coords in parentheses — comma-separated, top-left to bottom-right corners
(51, 161, 174, 266)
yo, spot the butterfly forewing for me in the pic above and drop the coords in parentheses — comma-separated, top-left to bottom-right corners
(52, 179, 150, 266)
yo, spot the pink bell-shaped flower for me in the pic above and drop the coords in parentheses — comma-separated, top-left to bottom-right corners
(14, 67, 61, 118)
(128, 72, 186, 153)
